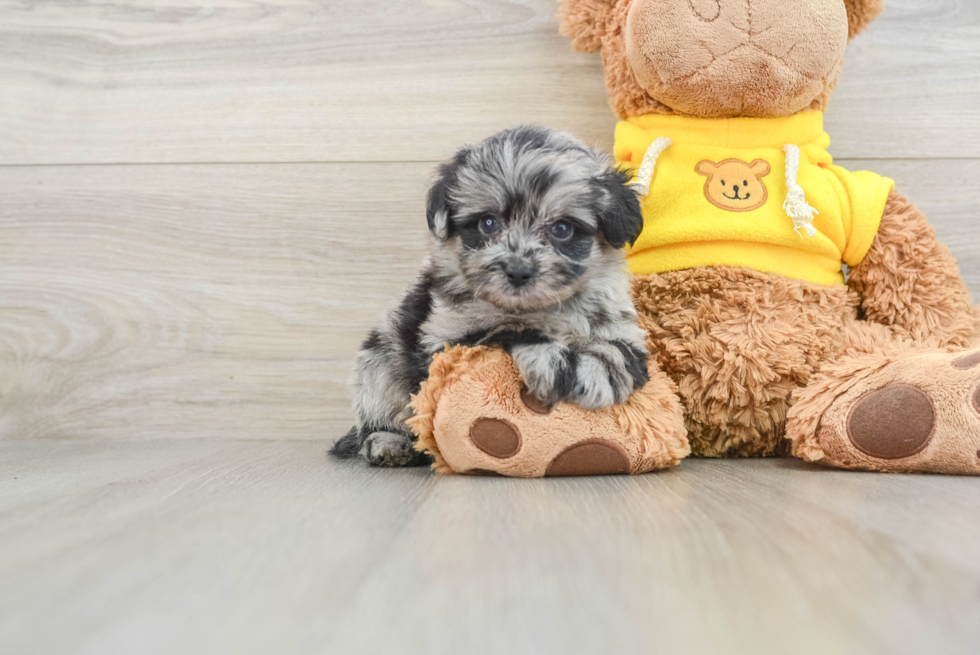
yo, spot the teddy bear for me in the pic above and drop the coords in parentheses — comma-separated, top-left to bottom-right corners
(408, 0, 980, 477)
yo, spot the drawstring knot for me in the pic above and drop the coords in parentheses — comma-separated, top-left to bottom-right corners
(782, 144, 818, 238)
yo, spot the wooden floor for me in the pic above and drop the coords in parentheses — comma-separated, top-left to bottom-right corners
(2, 1, 980, 653)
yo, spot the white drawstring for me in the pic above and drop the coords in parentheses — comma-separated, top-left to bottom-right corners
(629, 136, 672, 198)
(782, 144, 818, 238)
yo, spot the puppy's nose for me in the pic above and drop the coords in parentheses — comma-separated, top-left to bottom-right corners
(732, 185, 740, 193)
(504, 262, 535, 288)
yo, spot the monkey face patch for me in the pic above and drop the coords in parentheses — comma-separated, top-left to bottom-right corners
(695, 159, 771, 212)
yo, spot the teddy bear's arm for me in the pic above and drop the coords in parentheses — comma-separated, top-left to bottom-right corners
(847, 190, 980, 348)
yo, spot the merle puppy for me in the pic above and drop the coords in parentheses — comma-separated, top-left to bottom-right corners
(333, 126, 649, 467)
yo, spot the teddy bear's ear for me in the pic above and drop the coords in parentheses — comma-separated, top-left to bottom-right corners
(557, 0, 618, 53)
(695, 160, 718, 177)
(749, 160, 771, 177)
(843, 0, 886, 39)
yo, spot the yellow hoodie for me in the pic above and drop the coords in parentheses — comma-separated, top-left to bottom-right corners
(614, 111, 895, 286)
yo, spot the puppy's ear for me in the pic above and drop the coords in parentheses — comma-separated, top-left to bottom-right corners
(595, 168, 644, 249)
(558, 0, 618, 53)
(843, 0, 885, 39)
(425, 170, 452, 240)
(426, 149, 468, 240)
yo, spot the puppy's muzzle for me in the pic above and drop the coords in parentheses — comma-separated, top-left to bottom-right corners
(503, 261, 536, 288)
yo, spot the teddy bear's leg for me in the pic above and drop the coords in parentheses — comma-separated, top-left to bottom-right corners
(786, 190, 980, 473)
(786, 321, 980, 475)
(786, 193, 980, 474)
(408, 346, 689, 477)
(632, 267, 858, 458)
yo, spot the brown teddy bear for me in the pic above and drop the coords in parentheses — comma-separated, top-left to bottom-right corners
(409, 0, 980, 476)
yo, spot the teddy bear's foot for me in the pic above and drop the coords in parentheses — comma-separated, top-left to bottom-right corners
(408, 346, 689, 477)
(466, 413, 632, 477)
(788, 349, 980, 475)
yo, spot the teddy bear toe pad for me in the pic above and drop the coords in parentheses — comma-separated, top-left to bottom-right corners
(468, 418, 522, 459)
(519, 386, 553, 415)
(953, 350, 980, 371)
(813, 350, 980, 474)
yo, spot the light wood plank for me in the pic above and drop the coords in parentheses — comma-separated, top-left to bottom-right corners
(0, 0, 978, 164)
(0, 440, 438, 654)
(2, 159, 979, 442)
(0, 162, 431, 441)
(1, 442, 979, 654)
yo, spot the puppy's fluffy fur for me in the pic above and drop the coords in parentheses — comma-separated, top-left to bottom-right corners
(333, 126, 649, 467)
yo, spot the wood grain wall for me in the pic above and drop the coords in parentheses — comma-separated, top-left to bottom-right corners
(2, 0, 980, 441)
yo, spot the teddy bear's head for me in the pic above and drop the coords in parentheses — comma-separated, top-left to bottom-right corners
(559, 0, 884, 119)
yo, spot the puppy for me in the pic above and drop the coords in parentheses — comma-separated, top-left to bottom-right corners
(332, 126, 649, 467)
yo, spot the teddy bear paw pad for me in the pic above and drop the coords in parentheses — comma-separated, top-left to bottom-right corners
(468, 418, 522, 459)
(847, 384, 936, 460)
(520, 386, 553, 415)
(808, 349, 980, 474)
(544, 439, 631, 477)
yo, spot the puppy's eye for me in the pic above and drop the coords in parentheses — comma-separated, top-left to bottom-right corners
(478, 215, 501, 236)
(721, 180, 726, 186)
(550, 220, 573, 241)
(743, 180, 748, 187)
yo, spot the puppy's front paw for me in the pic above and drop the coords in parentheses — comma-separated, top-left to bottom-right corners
(509, 342, 576, 406)
(569, 342, 649, 410)
(568, 353, 619, 410)
(364, 431, 428, 467)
